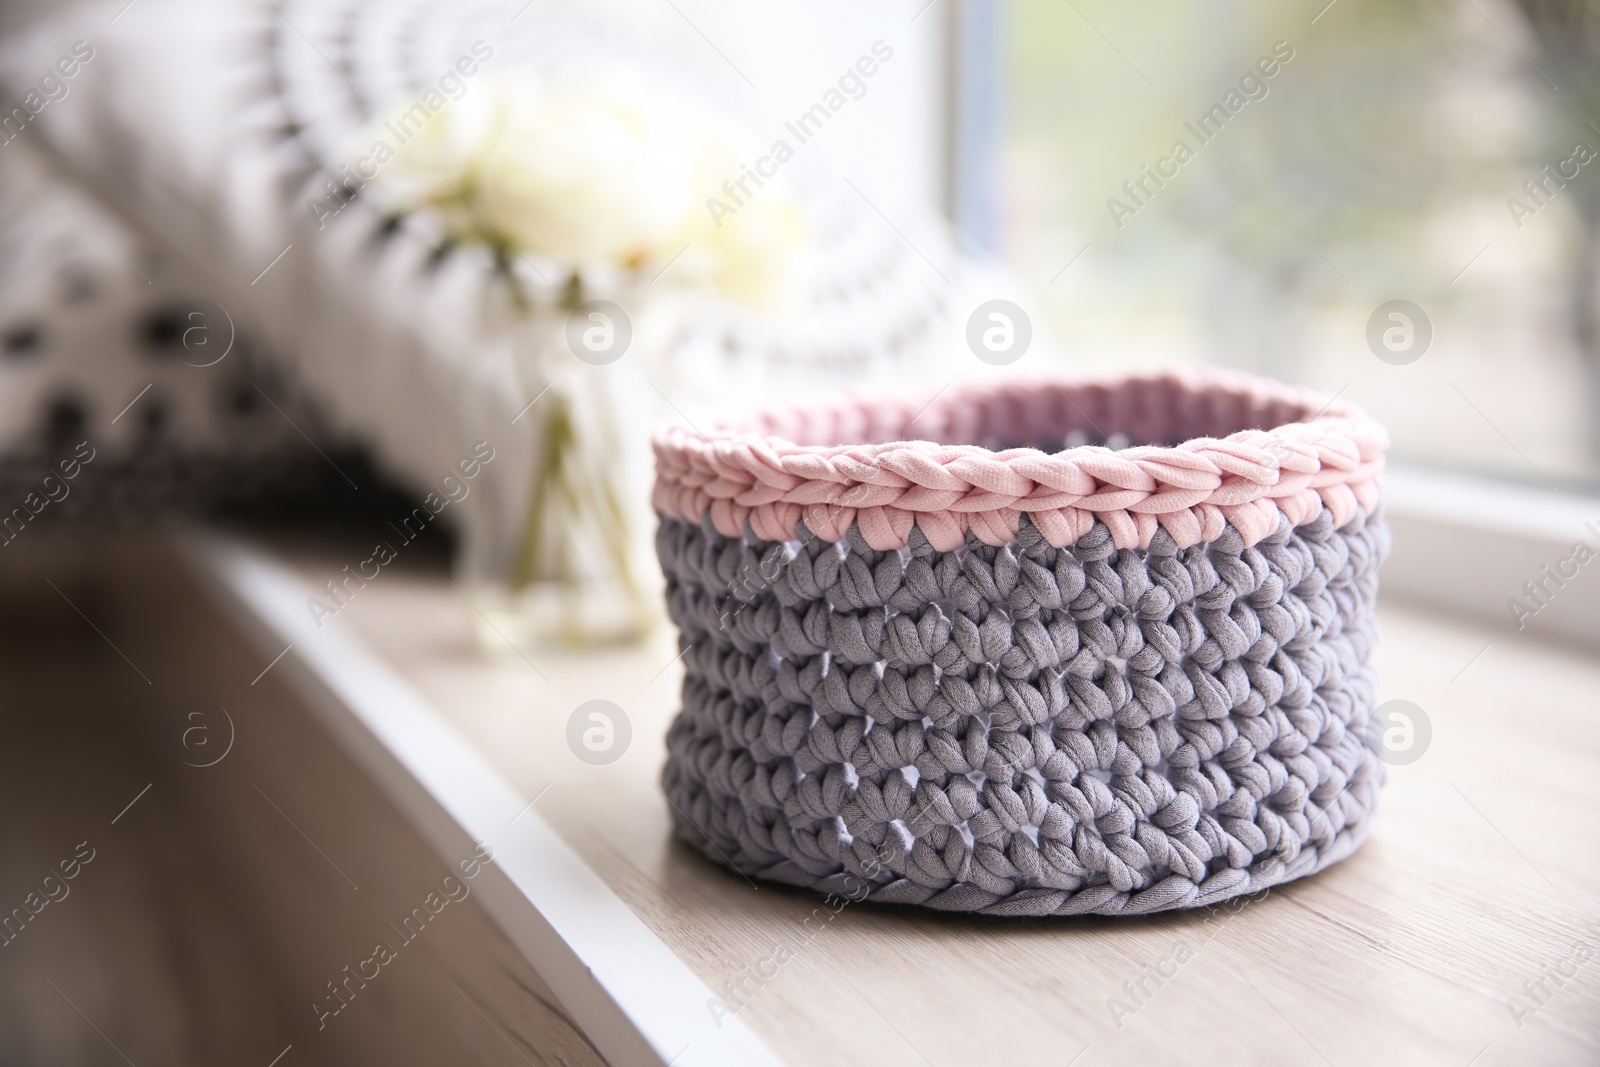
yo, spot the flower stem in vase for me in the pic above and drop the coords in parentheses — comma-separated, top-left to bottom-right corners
(504, 368, 653, 647)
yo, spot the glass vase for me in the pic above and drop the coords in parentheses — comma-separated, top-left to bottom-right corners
(458, 293, 659, 651)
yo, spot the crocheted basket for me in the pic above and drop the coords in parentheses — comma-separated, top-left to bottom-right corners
(653, 370, 1390, 916)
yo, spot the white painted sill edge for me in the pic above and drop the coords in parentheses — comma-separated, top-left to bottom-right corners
(1384, 463, 1600, 651)
(182, 531, 784, 1067)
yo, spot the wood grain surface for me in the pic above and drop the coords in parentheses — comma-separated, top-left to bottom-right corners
(308, 549, 1600, 1067)
(0, 538, 607, 1067)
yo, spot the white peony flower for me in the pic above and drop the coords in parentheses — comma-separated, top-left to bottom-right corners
(472, 69, 700, 265)
(665, 111, 809, 309)
(363, 65, 808, 306)
(380, 84, 500, 194)
(674, 191, 808, 309)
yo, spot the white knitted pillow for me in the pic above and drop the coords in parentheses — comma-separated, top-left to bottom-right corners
(0, 0, 961, 551)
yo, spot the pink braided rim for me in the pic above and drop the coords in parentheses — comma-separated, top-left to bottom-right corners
(652, 369, 1388, 552)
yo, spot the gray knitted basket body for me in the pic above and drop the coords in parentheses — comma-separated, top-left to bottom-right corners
(653, 372, 1390, 916)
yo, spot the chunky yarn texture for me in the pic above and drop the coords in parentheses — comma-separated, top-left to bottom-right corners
(656, 372, 1390, 915)
(654, 370, 1386, 554)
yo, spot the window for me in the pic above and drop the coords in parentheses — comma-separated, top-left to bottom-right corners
(969, 0, 1600, 491)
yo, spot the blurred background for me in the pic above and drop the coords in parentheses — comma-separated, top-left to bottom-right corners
(991, 0, 1600, 489)
(0, 0, 1597, 1063)
(1, 0, 1595, 523)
